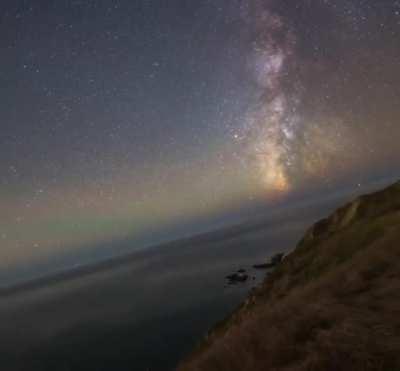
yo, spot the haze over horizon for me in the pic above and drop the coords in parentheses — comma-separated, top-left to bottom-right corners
(1, 0, 400, 282)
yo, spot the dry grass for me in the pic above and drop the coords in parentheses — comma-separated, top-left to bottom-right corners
(179, 182, 400, 371)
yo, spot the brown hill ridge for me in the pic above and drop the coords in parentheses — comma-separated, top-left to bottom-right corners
(179, 180, 400, 371)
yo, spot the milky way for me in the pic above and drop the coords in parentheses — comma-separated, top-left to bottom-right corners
(235, 0, 324, 193)
(233, 0, 400, 195)
(234, 0, 299, 193)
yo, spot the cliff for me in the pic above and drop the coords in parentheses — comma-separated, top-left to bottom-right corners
(179, 180, 400, 371)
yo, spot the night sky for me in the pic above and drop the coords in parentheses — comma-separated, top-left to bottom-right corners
(1, 0, 400, 281)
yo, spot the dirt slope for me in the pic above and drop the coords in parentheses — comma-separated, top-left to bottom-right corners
(179, 181, 400, 371)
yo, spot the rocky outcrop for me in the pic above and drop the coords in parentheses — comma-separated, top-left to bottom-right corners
(253, 252, 285, 269)
(299, 181, 400, 247)
(226, 270, 248, 284)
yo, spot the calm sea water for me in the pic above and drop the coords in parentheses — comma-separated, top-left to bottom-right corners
(0, 201, 339, 371)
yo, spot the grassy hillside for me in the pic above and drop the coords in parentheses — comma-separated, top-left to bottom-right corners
(179, 181, 400, 371)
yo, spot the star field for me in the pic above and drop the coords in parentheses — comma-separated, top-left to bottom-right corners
(1, 0, 400, 281)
